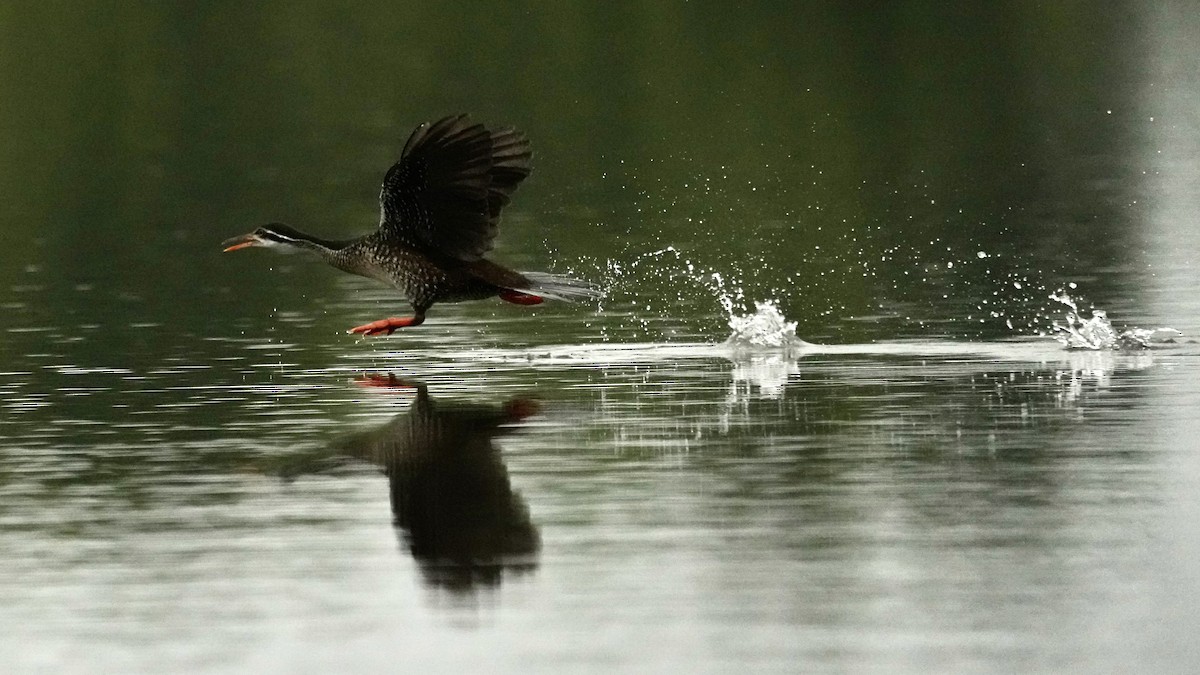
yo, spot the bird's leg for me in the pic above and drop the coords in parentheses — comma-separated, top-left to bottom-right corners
(354, 372, 419, 390)
(499, 289, 544, 306)
(502, 398, 541, 421)
(348, 312, 426, 336)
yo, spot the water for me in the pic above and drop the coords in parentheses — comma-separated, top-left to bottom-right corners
(4, 2, 1200, 673)
(1048, 291, 1181, 350)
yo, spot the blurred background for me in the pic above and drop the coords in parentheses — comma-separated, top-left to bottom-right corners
(3, 1, 1194, 343)
(2, 2, 1199, 673)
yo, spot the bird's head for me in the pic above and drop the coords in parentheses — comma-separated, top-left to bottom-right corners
(221, 223, 309, 252)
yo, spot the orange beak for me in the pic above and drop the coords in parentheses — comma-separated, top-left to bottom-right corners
(221, 233, 261, 252)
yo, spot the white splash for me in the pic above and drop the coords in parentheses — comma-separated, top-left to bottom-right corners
(721, 300, 810, 400)
(1049, 292, 1180, 350)
(725, 300, 809, 349)
(729, 355, 798, 400)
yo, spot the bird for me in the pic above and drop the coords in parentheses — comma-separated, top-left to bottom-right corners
(222, 114, 599, 336)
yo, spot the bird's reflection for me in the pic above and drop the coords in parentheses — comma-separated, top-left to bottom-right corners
(326, 375, 541, 592)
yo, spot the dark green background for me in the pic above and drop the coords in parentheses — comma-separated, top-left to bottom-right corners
(0, 1, 1174, 344)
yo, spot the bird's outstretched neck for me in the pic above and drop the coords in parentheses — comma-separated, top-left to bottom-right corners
(222, 222, 353, 260)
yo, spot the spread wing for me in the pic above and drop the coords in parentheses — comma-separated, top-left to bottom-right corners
(378, 114, 532, 262)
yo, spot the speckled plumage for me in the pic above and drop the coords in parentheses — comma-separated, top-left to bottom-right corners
(223, 114, 599, 334)
(326, 233, 500, 312)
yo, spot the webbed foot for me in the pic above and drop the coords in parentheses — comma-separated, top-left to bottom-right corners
(348, 315, 425, 335)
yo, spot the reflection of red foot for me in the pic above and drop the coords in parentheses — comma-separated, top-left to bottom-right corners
(503, 398, 541, 421)
(499, 290, 544, 306)
(354, 373, 418, 390)
(348, 315, 424, 335)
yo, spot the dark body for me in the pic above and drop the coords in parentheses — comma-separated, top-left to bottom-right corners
(329, 233, 510, 308)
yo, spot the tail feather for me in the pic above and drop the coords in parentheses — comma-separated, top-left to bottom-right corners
(518, 271, 602, 302)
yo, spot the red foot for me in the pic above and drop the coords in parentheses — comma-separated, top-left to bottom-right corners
(354, 373, 418, 391)
(500, 290, 544, 306)
(502, 398, 541, 421)
(348, 315, 425, 336)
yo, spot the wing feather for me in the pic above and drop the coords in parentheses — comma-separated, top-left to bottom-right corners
(379, 114, 532, 262)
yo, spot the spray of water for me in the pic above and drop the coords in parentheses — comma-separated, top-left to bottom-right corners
(725, 300, 808, 349)
(1049, 291, 1180, 350)
(556, 240, 1183, 350)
